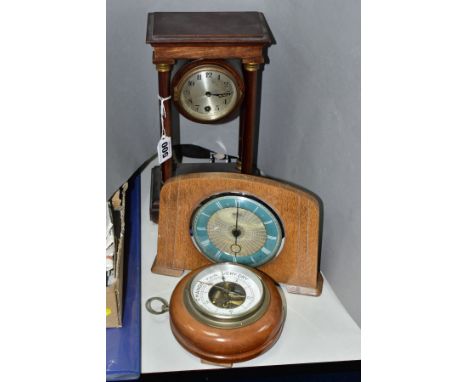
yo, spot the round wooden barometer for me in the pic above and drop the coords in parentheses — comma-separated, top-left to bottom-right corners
(168, 262, 286, 365)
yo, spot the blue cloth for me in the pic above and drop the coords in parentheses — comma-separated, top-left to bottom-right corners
(106, 176, 141, 380)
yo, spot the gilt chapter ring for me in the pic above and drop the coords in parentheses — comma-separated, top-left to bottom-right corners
(145, 297, 169, 315)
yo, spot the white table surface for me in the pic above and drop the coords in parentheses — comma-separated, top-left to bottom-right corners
(140, 160, 361, 373)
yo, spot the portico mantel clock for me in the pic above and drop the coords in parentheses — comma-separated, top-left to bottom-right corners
(146, 11, 273, 182)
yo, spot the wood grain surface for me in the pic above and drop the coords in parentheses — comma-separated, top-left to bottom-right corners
(152, 173, 323, 295)
(240, 65, 258, 174)
(146, 12, 272, 44)
(152, 45, 266, 63)
(156, 64, 173, 182)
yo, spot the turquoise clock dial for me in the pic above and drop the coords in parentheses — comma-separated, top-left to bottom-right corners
(190, 193, 285, 267)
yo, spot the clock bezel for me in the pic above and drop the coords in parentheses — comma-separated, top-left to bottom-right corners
(189, 192, 285, 267)
(172, 59, 245, 123)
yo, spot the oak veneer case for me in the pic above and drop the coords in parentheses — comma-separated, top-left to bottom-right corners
(152, 172, 323, 296)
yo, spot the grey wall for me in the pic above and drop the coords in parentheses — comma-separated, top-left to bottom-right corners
(107, 0, 360, 325)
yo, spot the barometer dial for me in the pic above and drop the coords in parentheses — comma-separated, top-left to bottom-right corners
(190, 193, 284, 267)
(167, 262, 286, 363)
(188, 263, 264, 322)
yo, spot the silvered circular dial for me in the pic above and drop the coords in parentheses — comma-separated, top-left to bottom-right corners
(173, 62, 243, 123)
(189, 263, 264, 321)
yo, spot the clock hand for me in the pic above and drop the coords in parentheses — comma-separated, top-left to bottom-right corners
(205, 91, 232, 98)
(212, 92, 232, 97)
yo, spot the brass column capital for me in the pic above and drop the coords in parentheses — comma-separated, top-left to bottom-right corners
(243, 62, 260, 72)
(156, 63, 172, 72)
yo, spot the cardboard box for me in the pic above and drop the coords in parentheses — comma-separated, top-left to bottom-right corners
(106, 183, 128, 328)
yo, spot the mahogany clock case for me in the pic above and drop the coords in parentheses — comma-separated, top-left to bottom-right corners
(169, 263, 286, 365)
(152, 172, 324, 296)
(146, 11, 274, 181)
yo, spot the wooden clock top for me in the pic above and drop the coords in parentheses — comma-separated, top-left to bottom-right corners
(146, 12, 272, 45)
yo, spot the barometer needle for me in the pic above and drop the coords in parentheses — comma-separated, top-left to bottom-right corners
(215, 285, 244, 298)
(227, 299, 243, 305)
(196, 280, 244, 297)
(233, 201, 240, 259)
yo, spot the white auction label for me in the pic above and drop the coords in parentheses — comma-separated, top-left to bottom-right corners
(157, 135, 172, 164)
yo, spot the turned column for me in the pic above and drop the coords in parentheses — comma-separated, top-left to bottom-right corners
(240, 62, 260, 174)
(155, 61, 173, 182)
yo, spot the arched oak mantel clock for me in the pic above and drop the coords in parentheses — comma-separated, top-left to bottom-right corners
(145, 12, 273, 182)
